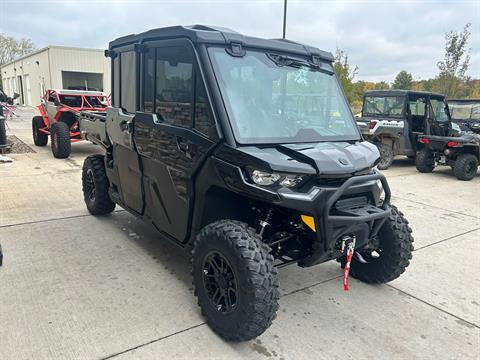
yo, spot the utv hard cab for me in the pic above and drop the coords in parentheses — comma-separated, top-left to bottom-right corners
(356, 90, 457, 169)
(448, 99, 480, 134)
(79, 25, 413, 341)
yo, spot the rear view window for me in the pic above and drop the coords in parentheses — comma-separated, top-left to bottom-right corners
(363, 96, 404, 117)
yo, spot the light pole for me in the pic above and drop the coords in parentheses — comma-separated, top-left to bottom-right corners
(282, 0, 287, 39)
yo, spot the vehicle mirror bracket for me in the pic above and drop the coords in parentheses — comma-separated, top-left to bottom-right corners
(226, 42, 246, 57)
(104, 49, 117, 58)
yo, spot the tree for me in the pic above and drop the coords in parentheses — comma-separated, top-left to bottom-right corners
(392, 70, 413, 90)
(334, 48, 358, 104)
(375, 81, 390, 90)
(435, 23, 471, 97)
(0, 34, 36, 66)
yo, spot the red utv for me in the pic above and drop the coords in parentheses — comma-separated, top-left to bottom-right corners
(32, 89, 110, 158)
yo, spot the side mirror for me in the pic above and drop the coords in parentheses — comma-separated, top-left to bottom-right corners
(13, 93, 20, 100)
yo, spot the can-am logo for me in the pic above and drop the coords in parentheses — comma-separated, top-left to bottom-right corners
(338, 158, 349, 165)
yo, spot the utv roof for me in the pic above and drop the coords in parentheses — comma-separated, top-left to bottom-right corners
(364, 89, 446, 98)
(109, 24, 334, 62)
(448, 99, 480, 104)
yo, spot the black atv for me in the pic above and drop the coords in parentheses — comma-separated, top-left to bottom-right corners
(79, 25, 414, 341)
(357, 90, 452, 170)
(414, 96, 479, 180)
(416, 133, 479, 180)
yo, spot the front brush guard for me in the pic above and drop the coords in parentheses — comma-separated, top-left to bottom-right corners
(301, 171, 391, 267)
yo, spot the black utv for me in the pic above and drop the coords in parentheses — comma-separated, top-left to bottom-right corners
(356, 90, 457, 169)
(79, 25, 414, 341)
(416, 133, 479, 180)
(412, 97, 479, 180)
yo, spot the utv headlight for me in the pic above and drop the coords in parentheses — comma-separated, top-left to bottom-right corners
(280, 174, 305, 187)
(251, 170, 281, 186)
(250, 170, 305, 188)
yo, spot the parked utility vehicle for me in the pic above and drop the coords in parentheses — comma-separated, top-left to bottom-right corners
(79, 25, 414, 341)
(32, 89, 109, 158)
(416, 133, 479, 180)
(448, 99, 480, 133)
(356, 90, 457, 169)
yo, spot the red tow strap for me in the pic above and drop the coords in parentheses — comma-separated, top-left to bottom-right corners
(343, 246, 354, 291)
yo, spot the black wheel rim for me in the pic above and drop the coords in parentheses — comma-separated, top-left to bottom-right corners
(357, 236, 383, 263)
(85, 169, 96, 202)
(466, 161, 475, 176)
(202, 251, 238, 314)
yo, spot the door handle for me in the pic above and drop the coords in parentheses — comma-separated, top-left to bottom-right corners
(176, 136, 190, 153)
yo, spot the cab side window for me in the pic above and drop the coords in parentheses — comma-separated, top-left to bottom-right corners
(194, 72, 216, 137)
(113, 55, 120, 108)
(409, 98, 426, 116)
(120, 51, 137, 113)
(155, 46, 193, 127)
(142, 44, 217, 138)
(143, 48, 155, 113)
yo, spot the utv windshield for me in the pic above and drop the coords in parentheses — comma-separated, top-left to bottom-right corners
(363, 96, 405, 118)
(449, 102, 480, 121)
(208, 48, 360, 144)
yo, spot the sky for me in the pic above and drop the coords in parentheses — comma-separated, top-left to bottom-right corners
(1, 0, 479, 83)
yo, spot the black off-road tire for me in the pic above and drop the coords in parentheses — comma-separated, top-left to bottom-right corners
(415, 149, 435, 173)
(376, 143, 394, 170)
(50, 121, 71, 158)
(0, 117, 6, 147)
(345, 204, 414, 284)
(192, 220, 279, 341)
(453, 154, 478, 181)
(32, 116, 48, 146)
(82, 155, 115, 215)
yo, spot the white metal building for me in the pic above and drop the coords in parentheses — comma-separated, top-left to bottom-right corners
(0, 46, 111, 106)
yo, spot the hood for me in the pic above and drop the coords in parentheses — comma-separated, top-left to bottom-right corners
(278, 141, 379, 176)
(233, 141, 380, 176)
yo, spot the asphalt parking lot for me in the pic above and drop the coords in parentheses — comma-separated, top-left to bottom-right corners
(0, 107, 479, 360)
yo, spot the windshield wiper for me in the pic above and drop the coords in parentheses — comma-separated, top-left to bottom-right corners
(266, 53, 333, 74)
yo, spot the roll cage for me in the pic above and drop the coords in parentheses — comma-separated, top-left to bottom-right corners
(43, 89, 110, 112)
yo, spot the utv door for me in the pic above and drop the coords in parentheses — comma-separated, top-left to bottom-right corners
(428, 97, 450, 136)
(134, 40, 218, 242)
(107, 50, 144, 215)
(406, 95, 427, 152)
